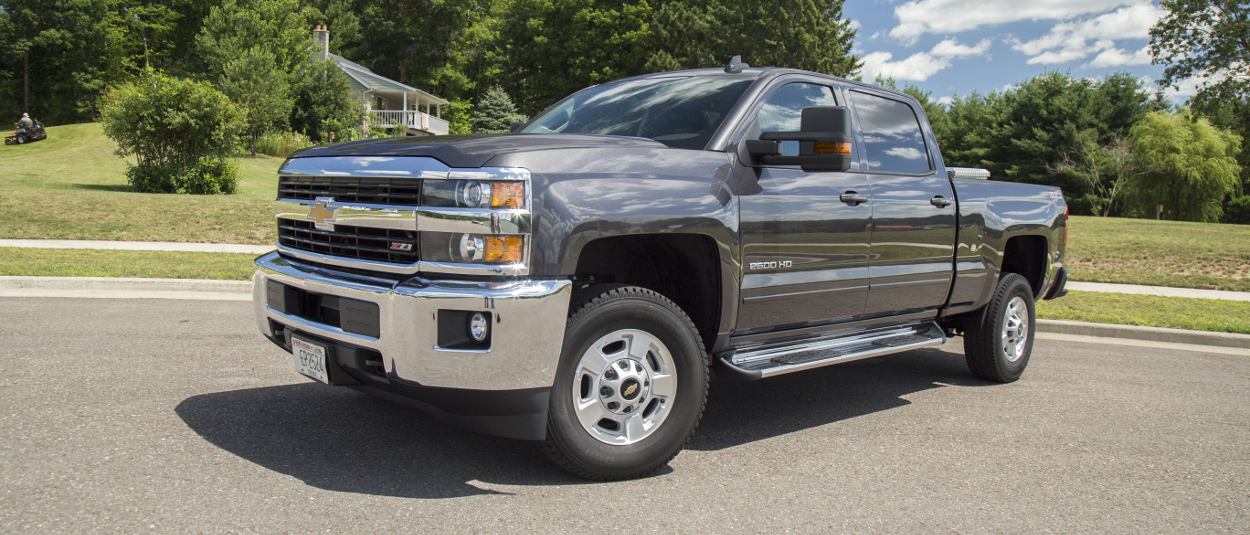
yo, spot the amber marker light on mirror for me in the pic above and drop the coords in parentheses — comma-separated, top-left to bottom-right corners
(814, 141, 852, 154)
(484, 236, 525, 264)
(491, 182, 526, 208)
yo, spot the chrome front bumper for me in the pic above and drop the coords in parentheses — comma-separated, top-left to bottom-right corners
(252, 252, 572, 391)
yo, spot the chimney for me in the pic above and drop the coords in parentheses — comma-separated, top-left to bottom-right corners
(312, 25, 330, 62)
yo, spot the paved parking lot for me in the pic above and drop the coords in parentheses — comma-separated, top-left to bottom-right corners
(1, 297, 1246, 532)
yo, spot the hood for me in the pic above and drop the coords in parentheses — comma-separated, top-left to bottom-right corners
(290, 133, 668, 168)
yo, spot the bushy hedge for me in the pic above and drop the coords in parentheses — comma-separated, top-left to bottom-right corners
(100, 70, 243, 195)
(256, 130, 315, 158)
(126, 158, 240, 195)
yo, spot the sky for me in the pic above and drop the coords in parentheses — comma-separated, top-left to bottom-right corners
(842, 0, 1199, 105)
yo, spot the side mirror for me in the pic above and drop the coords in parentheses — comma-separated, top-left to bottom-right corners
(748, 106, 852, 172)
(509, 121, 527, 133)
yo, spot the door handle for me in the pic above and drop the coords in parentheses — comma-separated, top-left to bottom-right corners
(840, 191, 868, 205)
(930, 195, 953, 208)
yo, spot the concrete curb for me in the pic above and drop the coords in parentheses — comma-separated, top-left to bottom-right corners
(1066, 281, 1250, 302)
(0, 276, 251, 301)
(0, 239, 274, 255)
(1037, 320, 1250, 350)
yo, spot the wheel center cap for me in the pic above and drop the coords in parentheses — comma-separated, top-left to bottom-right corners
(598, 359, 651, 415)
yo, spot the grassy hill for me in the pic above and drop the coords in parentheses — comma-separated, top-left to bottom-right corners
(0, 123, 284, 244)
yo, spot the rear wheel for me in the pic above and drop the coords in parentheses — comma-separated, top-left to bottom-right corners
(542, 285, 708, 480)
(16, 134, 25, 144)
(963, 273, 1036, 383)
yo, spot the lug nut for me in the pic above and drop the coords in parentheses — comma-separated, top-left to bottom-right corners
(634, 361, 642, 372)
(600, 386, 612, 397)
(607, 402, 619, 410)
(623, 405, 632, 413)
(604, 369, 617, 380)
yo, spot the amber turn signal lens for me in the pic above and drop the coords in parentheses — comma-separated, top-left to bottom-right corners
(814, 141, 852, 155)
(491, 182, 526, 208)
(484, 236, 524, 264)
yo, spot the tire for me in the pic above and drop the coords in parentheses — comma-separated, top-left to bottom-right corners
(16, 135, 25, 144)
(963, 273, 1036, 383)
(542, 285, 709, 480)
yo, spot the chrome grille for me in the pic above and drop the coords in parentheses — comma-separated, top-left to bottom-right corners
(279, 176, 421, 205)
(278, 219, 417, 264)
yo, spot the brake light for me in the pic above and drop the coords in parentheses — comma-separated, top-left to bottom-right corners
(1063, 205, 1069, 246)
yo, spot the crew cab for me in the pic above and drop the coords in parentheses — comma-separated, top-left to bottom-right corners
(252, 61, 1069, 481)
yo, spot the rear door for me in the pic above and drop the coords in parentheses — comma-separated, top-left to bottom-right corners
(847, 89, 956, 317)
(733, 80, 872, 333)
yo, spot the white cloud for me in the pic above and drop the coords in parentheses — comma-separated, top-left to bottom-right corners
(937, 96, 955, 106)
(849, 19, 861, 30)
(890, 0, 1141, 44)
(861, 51, 951, 82)
(859, 38, 992, 82)
(930, 38, 992, 57)
(1011, 3, 1164, 65)
(1084, 46, 1152, 68)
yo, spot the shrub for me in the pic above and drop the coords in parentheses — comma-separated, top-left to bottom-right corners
(1222, 195, 1250, 225)
(256, 130, 315, 158)
(100, 70, 243, 194)
(126, 158, 240, 195)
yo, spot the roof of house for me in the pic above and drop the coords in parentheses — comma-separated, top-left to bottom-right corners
(331, 53, 449, 106)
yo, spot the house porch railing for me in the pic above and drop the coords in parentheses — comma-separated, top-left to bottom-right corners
(369, 110, 449, 135)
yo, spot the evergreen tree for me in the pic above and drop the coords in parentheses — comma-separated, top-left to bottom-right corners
(220, 47, 292, 155)
(290, 59, 364, 142)
(472, 85, 525, 133)
(647, 0, 860, 78)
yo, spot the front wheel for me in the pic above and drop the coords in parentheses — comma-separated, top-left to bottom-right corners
(16, 134, 25, 144)
(542, 285, 708, 480)
(963, 273, 1036, 383)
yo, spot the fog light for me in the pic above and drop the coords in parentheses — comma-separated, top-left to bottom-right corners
(468, 312, 489, 343)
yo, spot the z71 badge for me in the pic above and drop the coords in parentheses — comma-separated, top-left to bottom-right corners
(749, 260, 793, 270)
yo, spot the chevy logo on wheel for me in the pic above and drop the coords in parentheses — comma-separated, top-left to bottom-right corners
(307, 197, 336, 231)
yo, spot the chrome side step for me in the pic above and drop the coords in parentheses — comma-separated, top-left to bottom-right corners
(714, 322, 946, 380)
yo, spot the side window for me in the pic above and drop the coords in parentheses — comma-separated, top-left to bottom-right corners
(849, 91, 931, 174)
(754, 83, 837, 156)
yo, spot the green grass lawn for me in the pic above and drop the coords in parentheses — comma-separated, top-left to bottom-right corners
(0, 247, 257, 280)
(0, 123, 284, 244)
(1037, 291, 1250, 335)
(1066, 215, 1250, 292)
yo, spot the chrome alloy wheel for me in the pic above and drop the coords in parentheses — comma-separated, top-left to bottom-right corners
(572, 329, 678, 446)
(1001, 296, 1030, 363)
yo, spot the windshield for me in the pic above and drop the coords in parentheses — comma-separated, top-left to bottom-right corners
(521, 76, 754, 150)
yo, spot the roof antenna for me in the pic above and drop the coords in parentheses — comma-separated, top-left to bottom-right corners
(725, 55, 748, 74)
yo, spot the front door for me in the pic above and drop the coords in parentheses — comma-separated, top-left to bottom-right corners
(734, 82, 873, 333)
(847, 89, 956, 317)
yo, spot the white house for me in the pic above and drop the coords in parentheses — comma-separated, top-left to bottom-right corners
(312, 25, 449, 136)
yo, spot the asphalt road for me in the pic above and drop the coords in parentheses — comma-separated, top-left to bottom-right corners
(1, 297, 1246, 533)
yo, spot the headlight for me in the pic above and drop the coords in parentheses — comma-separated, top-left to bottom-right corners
(422, 180, 526, 209)
(447, 233, 525, 264)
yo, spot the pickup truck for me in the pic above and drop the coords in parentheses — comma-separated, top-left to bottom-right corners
(252, 60, 1069, 481)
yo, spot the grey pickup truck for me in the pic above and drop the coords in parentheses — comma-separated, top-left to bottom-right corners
(252, 60, 1069, 480)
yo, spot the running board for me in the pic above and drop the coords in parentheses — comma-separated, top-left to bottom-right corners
(714, 322, 946, 380)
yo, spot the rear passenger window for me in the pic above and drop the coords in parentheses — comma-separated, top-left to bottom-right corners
(755, 83, 837, 156)
(849, 91, 931, 174)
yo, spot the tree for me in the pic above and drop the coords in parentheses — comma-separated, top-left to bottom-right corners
(196, 0, 313, 79)
(492, 0, 654, 115)
(647, 0, 860, 78)
(1129, 110, 1242, 222)
(472, 85, 525, 133)
(1150, 1, 1248, 104)
(219, 47, 292, 155)
(290, 59, 365, 142)
(99, 70, 244, 194)
(1048, 133, 1140, 217)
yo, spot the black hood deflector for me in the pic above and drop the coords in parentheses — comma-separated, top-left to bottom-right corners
(289, 134, 668, 168)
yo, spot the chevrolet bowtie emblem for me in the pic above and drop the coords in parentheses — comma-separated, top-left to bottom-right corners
(308, 197, 336, 231)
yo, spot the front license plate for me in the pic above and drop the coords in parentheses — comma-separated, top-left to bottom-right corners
(291, 336, 329, 384)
